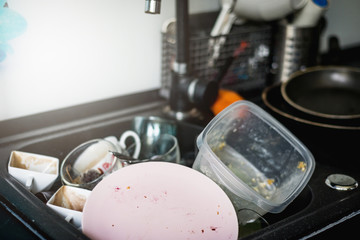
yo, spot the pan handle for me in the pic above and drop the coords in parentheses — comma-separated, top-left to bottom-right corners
(321, 35, 341, 65)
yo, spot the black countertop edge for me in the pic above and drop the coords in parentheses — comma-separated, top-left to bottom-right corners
(0, 89, 164, 140)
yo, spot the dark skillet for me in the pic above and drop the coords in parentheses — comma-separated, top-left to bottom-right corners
(263, 84, 360, 130)
(262, 84, 359, 169)
(281, 66, 360, 119)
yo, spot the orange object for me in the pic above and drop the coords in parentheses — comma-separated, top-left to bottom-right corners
(211, 89, 244, 115)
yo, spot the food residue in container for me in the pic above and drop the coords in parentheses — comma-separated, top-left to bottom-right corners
(52, 186, 87, 212)
(80, 169, 103, 183)
(267, 178, 275, 185)
(214, 144, 277, 200)
(218, 142, 226, 151)
(10, 151, 58, 174)
(297, 161, 307, 172)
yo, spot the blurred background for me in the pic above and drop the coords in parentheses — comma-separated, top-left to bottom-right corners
(0, 0, 359, 121)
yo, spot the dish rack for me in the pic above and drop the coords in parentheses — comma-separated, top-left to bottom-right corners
(160, 12, 273, 98)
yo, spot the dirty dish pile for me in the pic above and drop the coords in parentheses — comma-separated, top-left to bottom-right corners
(192, 100, 315, 224)
(7, 116, 186, 234)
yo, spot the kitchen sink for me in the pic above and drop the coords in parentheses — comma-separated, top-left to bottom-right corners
(0, 90, 359, 239)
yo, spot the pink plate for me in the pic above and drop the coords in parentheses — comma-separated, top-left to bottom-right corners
(82, 162, 238, 240)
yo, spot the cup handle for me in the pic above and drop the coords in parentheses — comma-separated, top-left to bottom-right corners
(25, 176, 34, 192)
(119, 130, 141, 159)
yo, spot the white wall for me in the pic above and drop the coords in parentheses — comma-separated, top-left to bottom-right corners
(0, 0, 220, 121)
(1, 0, 359, 121)
(320, 0, 360, 51)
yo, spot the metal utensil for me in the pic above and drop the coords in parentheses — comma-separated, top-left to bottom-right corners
(109, 151, 143, 165)
(208, 0, 239, 67)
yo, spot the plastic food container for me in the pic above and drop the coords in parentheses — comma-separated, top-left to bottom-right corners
(192, 100, 315, 223)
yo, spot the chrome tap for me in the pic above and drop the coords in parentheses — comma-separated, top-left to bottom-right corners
(145, 0, 161, 14)
(145, 0, 218, 121)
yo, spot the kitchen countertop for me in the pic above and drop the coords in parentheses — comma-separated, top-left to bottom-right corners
(1, 88, 359, 239)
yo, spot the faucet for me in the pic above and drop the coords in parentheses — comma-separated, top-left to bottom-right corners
(145, 0, 218, 121)
(145, 0, 161, 14)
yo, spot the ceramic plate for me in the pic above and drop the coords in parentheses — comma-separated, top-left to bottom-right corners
(82, 162, 238, 240)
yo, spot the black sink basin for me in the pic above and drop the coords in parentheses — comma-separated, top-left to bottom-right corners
(0, 90, 359, 239)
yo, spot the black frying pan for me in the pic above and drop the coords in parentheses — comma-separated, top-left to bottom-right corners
(262, 84, 360, 169)
(281, 66, 360, 119)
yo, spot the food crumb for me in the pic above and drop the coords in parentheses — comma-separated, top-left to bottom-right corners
(217, 211, 219, 215)
(126, 186, 131, 190)
(218, 142, 226, 150)
(201, 229, 205, 233)
(112, 224, 114, 227)
(267, 178, 275, 185)
(297, 161, 307, 172)
(210, 226, 217, 231)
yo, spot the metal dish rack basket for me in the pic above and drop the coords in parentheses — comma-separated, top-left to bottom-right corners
(160, 12, 273, 98)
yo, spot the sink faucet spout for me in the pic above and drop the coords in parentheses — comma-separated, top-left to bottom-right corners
(145, 0, 161, 14)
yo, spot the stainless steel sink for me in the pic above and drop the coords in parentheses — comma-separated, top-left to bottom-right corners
(0, 90, 359, 239)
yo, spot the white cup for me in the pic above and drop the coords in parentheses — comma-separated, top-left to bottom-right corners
(71, 130, 141, 174)
(61, 131, 141, 190)
(47, 185, 91, 229)
(8, 151, 59, 194)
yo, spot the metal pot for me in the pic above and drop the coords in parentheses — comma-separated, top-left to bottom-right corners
(262, 83, 360, 169)
(281, 66, 360, 119)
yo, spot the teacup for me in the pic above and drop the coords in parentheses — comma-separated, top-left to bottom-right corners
(121, 134, 180, 165)
(8, 151, 59, 194)
(60, 139, 120, 190)
(46, 185, 91, 229)
(132, 116, 177, 143)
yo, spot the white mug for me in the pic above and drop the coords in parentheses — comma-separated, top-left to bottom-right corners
(47, 185, 91, 229)
(61, 131, 141, 190)
(8, 151, 59, 194)
(71, 129, 142, 174)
